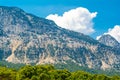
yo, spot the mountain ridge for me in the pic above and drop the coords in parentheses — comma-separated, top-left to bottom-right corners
(0, 6, 120, 71)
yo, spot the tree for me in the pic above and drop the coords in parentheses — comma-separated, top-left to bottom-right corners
(17, 65, 35, 80)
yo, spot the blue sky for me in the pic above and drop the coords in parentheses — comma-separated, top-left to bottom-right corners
(0, 0, 119, 39)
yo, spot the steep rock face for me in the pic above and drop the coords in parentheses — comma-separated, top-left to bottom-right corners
(98, 34, 120, 49)
(0, 6, 120, 70)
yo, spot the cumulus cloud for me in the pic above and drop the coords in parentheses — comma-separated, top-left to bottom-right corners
(46, 7, 97, 35)
(96, 25, 120, 42)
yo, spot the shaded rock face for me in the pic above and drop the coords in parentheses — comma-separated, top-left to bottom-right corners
(98, 34, 120, 49)
(0, 6, 120, 70)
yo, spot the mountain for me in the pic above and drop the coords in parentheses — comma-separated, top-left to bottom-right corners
(98, 34, 120, 49)
(0, 6, 120, 71)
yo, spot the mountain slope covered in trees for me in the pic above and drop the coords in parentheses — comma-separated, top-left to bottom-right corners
(0, 65, 120, 80)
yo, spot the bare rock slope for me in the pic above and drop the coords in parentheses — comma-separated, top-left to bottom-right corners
(0, 6, 120, 70)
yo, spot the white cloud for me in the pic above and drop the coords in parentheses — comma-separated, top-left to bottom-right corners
(96, 35, 102, 40)
(96, 25, 120, 42)
(46, 7, 97, 35)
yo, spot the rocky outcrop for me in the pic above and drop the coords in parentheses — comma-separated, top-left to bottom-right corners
(98, 34, 120, 49)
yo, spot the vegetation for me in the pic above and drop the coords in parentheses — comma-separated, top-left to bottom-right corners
(54, 61, 120, 76)
(0, 64, 120, 80)
(0, 61, 25, 70)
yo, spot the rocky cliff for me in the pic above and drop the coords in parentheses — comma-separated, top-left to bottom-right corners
(0, 6, 120, 70)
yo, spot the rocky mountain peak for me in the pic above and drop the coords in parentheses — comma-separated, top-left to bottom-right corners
(0, 6, 120, 71)
(98, 34, 120, 49)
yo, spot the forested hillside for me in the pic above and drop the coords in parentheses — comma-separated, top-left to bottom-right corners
(0, 65, 120, 80)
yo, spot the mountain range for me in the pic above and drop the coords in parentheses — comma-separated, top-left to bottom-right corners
(0, 6, 120, 71)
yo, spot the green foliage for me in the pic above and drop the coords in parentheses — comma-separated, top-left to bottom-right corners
(0, 61, 25, 70)
(48, 69, 71, 80)
(68, 71, 93, 80)
(54, 60, 120, 76)
(0, 67, 16, 80)
(0, 65, 119, 80)
(92, 74, 111, 80)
